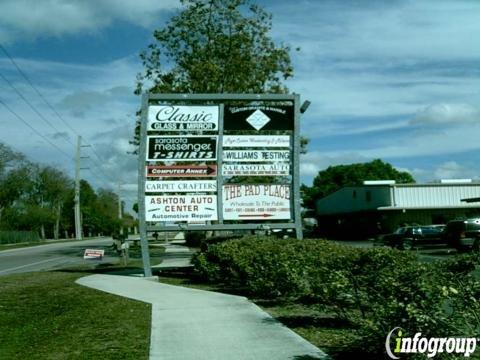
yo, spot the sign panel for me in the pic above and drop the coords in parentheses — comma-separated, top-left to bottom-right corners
(83, 249, 104, 260)
(223, 163, 290, 176)
(146, 165, 217, 177)
(223, 150, 290, 162)
(145, 195, 218, 222)
(223, 184, 291, 220)
(223, 135, 290, 148)
(148, 105, 218, 131)
(147, 136, 217, 161)
(145, 180, 217, 193)
(224, 105, 294, 131)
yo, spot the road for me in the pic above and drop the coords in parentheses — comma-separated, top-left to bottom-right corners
(0, 238, 117, 276)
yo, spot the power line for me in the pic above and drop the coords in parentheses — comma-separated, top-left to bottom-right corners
(0, 44, 122, 187)
(0, 71, 74, 146)
(0, 97, 72, 160)
(0, 44, 81, 138)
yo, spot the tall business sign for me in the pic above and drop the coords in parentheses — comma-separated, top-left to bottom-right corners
(137, 93, 303, 277)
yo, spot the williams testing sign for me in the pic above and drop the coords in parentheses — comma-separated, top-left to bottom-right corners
(148, 105, 218, 131)
(147, 136, 217, 161)
(223, 184, 291, 220)
(145, 195, 218, 222)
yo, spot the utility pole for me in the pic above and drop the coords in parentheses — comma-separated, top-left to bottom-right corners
(74, 136, 82, 240)
(118, 183, 123, 236)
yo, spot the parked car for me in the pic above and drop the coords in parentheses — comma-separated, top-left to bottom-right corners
(380, 225, 446, 250)
(442, 218, 480, 251)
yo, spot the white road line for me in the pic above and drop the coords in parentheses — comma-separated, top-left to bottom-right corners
(0, 257, 67, 274)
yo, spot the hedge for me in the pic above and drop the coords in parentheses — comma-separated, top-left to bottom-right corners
(193, 236, 480, 358)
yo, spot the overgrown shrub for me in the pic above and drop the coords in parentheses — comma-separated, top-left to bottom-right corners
(193, 236, 480, 358)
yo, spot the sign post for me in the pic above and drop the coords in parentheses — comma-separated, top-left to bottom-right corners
(137, 93, 304, 277)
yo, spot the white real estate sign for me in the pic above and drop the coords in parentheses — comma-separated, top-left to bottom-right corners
(222, 163, 290, 176)
(145, 180, 217, 193)
(222, 135, 290, 148)
(223, 150, 290, 162)
(145, 195, 217, 222)
(222, 184, 291, 220)
(148, 105, 219, 131)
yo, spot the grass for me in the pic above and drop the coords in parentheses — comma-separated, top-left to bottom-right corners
(0, 271, 151, 360)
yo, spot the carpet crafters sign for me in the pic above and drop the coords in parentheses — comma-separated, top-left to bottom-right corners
(147, 136, 217, 161)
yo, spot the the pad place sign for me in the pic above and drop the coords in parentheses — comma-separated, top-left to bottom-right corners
(148, 105, 218, 131)
(145, 195, 218, 222)
(223, 163, 290, 176)
(223, 135, 290, 148)
(147, 136, 217, 161)
(145, 180, 217, 193)
(223, 184, 291, 220)
(223, 150, 290, 162)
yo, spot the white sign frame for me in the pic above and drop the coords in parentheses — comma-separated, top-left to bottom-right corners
(145, 195, 218, 222)
(148, 105, 219, 131)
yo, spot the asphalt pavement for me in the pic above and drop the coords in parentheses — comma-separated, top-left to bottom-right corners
(0, 238, 115, 276)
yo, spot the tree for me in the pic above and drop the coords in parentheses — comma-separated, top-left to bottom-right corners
(302, 159, 415, 208)
(136, 0, 294, 95)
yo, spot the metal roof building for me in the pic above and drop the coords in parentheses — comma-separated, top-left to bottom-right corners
(314, 180, 480, 239)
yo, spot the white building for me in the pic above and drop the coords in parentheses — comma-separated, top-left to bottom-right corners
(314, 180, 480, 238)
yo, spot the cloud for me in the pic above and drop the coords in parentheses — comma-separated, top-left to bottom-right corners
(410, 103, 480, 125)
(51, 131, 70, 141)
(433, 161, 478, 180)
(0, 0, 180, 43)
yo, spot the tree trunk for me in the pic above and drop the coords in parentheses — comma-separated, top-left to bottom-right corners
(40, 224, 45, 240)
(53, 204, 61, 240)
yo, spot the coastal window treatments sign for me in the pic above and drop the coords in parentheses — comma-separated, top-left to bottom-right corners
(224, 105, 294, 131)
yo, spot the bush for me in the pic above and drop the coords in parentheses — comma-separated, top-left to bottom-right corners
(193, 236, 480, 358)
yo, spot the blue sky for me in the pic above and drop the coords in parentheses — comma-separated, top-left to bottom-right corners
(0, 0, 479, 208)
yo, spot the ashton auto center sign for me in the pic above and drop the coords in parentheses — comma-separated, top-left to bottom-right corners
(145, 195, 218, 222)
(222, 184, 291, 220)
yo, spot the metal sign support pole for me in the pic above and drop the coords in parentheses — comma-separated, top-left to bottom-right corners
(293, 94, 304, 240)
(138, 93, 152, 277)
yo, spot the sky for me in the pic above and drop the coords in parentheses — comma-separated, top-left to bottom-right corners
(0, 0, 479, 212)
